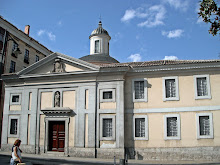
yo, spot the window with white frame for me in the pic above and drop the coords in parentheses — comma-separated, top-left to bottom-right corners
(10, 94, 21, 105)
(8, 116, 19, 137)
(164, 114, 180, 140)
(100, 89, 115, 102)
(95, 40, 100, 53)
(196, 113, 213, 139)
(132, 78, 147, 102)
(100, 115, 115, 140)
(133, 115, 148, 140)
(163, 77, 179, 101)
(194, 75, 211, 99)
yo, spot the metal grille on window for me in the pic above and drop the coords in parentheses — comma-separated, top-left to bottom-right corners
(134, 81, 144, 99)
(10, 61, 16, 73)
(103, 119, 112, 137)
(197, 77, 208, 96)
(95, 40, 100, 53)
(167, 117, 178, 137)
(199, 116, 210, 135)
(12, 42, 18, 51)
(10, 119, 18, 135)
(103, 91, 112, 99)
(165, 79, 176, 98)
(12, 95, 19, 103)
(135, 118, 145, 137)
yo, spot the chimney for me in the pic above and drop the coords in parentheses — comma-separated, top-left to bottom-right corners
(24, 25, 30, 35)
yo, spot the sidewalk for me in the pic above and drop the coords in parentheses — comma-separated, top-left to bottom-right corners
(0, 151, 220, 165)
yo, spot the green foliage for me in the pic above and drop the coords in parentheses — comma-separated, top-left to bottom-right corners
(198, 0, 220, 36)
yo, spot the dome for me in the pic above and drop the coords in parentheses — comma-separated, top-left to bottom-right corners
(89, 21, 110, 39)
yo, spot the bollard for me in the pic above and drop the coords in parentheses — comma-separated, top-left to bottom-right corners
(119, 159, 125, 165)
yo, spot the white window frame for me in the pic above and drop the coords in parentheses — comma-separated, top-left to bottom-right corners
(162, 76, 179, 101)
(132, 78, 148, 102)
(100, 115, 115, 141)
(133, 115, 148, 140)
(100, 88, 116, 102)
(164, 114, 181, 140)
(196, 113, 213, 139)
(8, 116, 20, 137)
(194, 75, 211, 100)
(10, 93, 21, 105)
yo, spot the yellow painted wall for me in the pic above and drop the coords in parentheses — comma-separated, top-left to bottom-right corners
(39, 115, 45, 146)
(65, 64, 83, 72)
(29, 92, 32, 110)
(85, 90, 89, 110)
(69, 116, 75, 147)
(100, 102, 116, 109)
(41, 92, 53, 109)
(125, 74, 220, 109)
(9, 105, 21, 111)
(8, 137, 17, 144)
(125, 111, 220, 148)
(63, 91, 75, 109)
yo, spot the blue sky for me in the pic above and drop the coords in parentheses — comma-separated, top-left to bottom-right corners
(1, 0, 219, 63)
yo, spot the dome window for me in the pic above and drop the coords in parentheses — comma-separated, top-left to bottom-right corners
(95, 40, 100, 53)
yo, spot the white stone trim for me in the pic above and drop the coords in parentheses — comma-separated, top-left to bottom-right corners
(8, 115, 20, 138)
(194, 75, 211, 100)
(133, 115, 148, 140)
(100, 88, 116, 102)
(164, 114, 181, 140)
(132, 78, 148, 102)
(100, 114, 116, 141)
(126, 105, 220, 114)
(10, 93, 21, 105)
(196, 113, 213, 139)
(162, 76, 179, 101)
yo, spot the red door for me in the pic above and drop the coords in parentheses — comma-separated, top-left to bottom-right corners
(49, 121, 65, 152)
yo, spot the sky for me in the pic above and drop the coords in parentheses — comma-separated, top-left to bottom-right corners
(1, 0, 219, 63)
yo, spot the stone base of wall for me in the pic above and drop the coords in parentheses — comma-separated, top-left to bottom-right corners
(97, 148, 124, 159)
(126, 147, 220, 161)
(1, 144, 35, 154)
(68, 147, 95, 158)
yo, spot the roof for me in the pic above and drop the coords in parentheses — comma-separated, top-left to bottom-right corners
(0, 16, 53, 54)
(80, 54, 119, 64)
(89, 21, 110, 39)
(99, 59, 220, 68)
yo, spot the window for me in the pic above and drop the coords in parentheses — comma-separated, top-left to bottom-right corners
(196, 113, 213, 139)
(194, 75, 211, 99)
(95, 40, 100, 53)
(100, 89, 115, 102)
(132, 78, 147, 102)
(9, 60, 16, 73)
(164, 114, 180, 140)
(10, 119, 18, 135)
(133, 115, 148, 140)
(163, 77, 179, 101)
(10, 94, 21, 105)
(12, 42, 18, 51)
(24, 49, 29, 64)
(8, 116, 19, 137)
(36, 55, 39, 62)
(100, 115, 115, 140)
(103, 91, 112, 99)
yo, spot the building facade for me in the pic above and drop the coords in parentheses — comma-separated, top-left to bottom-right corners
(1, 22, 220, 161)
(0, 16, 52, 146)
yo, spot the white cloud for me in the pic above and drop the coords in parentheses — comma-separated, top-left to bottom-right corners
(128, 54, 142, 62)
(162, 29, 184, 38)
(37, 30, 45, 36)
(196, 17, 203, 24)
(121, 5, 166, 28)
(37, 30, 56, 41)
(121, 9, 136, 22)
(163, 0, 189, 11)
(138, 5, 166, 27)
(163, 56, 178, 60)
(57, 20, 62, 26)
(47, 32, 56, 41)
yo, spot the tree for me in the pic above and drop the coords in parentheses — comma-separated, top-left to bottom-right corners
(198, 0, 220, 36)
